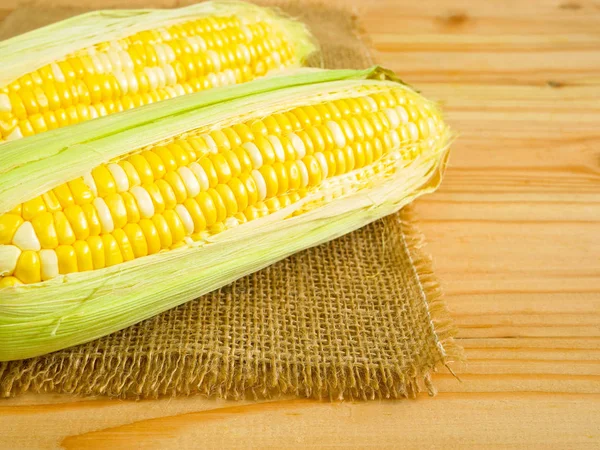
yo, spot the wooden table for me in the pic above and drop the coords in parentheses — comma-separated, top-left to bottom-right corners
(1, 0, 599, 448)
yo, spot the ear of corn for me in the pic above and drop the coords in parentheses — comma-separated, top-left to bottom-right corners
(0, 1, 316, 142)
(0, 67, 453, 361)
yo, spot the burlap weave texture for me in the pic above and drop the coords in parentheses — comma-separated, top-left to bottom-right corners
(0, 1, 462, 400)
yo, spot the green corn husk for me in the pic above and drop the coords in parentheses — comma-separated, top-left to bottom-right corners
(0, 67, 453, 361)
(0, 0, 317, 89)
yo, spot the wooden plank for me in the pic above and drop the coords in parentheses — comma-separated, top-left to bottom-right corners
(0, 0, 599, 447)
(0, 394, 598, 449)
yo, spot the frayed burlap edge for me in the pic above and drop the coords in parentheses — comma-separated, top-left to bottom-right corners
(397, 208, 465, 396)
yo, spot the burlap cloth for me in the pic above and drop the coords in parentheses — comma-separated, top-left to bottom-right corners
(0, 1, 463, 400)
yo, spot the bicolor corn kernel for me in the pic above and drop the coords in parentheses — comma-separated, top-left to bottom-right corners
(0, 7, 311, 142)
(0, 84, 445, 285)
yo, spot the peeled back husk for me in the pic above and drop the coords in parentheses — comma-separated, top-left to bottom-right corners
(0, 67, 453, 361)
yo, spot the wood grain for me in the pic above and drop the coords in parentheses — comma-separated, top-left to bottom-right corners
(1, 0, 599, 448)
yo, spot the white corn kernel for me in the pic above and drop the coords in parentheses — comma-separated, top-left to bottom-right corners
(296, 160, 309, 187)
(383, 108, 400, 129)
(178, 166, 201, 197)
(267, 135, 285, 162)
(326, 121, 346, 148)
(0, 93, 11, 112)
(200, 134, 218, 153)
(287, 132, 306, 159)
(251, 169, 267, 201)
(107, 163, 129, 192)
(0, 245, 21, 276)
(163, 64, 177, 86)
(315, 152, 329, 179)
(93, 197, 115, 233)
(113, 71, 129, 95)
(243, 142, 264, 169)
(6, 126, 23, 141)
(207, 50, 221, 72)
(130, 186, 155, 219)
(395, 106, 409, 123)
(13, 222, 41, 251)
(40, 249, 59, 281)
(144, 67, 159, 90)
(188, 162, 210, 191)
(50, 63, 66, 83)
(175, 204, 194, 235)
(82, 172, 98, 196)
(407, 122, 419, 141)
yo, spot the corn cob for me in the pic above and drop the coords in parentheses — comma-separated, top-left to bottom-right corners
(0, 1, 316, 142)
(0, 67, 452, 361)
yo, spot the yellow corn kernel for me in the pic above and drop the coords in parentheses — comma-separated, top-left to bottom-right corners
(163, 209, 186, 244)
(73, 240, 94, 272)
(0, 214, 24, 245)
(68, 178, 94, 205)
(164, 171, 188, 203)
(208, 188, 227, 223)
(128, 156, 154, 187)
(81, 203, 102, 236)
(222, 150, 242, 178)
(104, 193, 128, 229)
(0, 276, 21, 288)
(227, 178, 249, 212)
(256, 136, 276, 165)
(258, 165, 278, 198)
(53, 211, 76, 245)
(14, 250, 41, 284)
(209, 153, 232, 184)
(86, 235, 105, 269)
(199, 158, 219, 188)
(183, 199, 207, 233)
(139, 219, 161, 254)
(22, 196, 46, 221)
(56, 245, 78, 274)
(102, 234, 123, 267)
(233, 148, 253, 173)
(250, 119, 268, 137)
(168, 142, 191, 167)
(91, 165, 117, 197)
(31, 212, 58, 249)
(152, 214, 173, 249)
(153, 146, 178, 172)
(121, 191, 141, 223)
(264, 196, 281, 213)
(53, 184, 75, 208)
(8, 204, 22, 216)
(141, 150, 166, 179)
(231, 123, 252, 142)
(303, 155, 323, 186)
(63, 205, 90, 240)
(271, 162, 289, 195)
(42, 191, 62, 213)
(120, 160, 142, 187)
(209, 129, 231, 151)
(113, 228, 135, 262)
(215, 184, 238, 216)
(240, 174, 258, 207)
(352, 142, 366, 169)
(123, 223, 149, 258)
(196, 191, 218, 226)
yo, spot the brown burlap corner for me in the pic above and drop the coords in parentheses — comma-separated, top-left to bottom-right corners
(0, 1, 463, 400)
